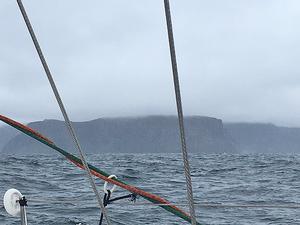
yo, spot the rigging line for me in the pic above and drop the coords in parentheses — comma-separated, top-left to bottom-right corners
(15, 1, 111, 224)
(163, 1, 197, 225)
(11, 198, 300, 209)
(3, 201, 300, 209)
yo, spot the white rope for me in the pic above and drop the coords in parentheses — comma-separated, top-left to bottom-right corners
(12, 199, 300, 209)
(163, 1, 197, 224)
(16, 1, 111, 224)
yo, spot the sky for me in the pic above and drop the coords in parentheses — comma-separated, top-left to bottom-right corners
(1, 0, 300, 126)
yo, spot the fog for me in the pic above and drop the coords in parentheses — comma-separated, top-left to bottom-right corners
(1, 0, 300, 126)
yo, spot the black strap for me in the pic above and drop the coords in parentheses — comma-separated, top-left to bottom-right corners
(108, 193, 137, 203)
(19, 196, 28, 207)
(99, 191, 137, 225)
(99, 190, 111, 225)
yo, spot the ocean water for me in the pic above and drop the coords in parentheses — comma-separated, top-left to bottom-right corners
(1, 153, 300, 225)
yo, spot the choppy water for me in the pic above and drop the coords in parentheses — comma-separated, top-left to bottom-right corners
(1, 153, 300, 225)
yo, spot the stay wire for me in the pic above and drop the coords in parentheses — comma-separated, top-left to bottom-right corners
(163, 1, 197, 224)
(16, 1, 111, 224)
(3, 200, 300, 209)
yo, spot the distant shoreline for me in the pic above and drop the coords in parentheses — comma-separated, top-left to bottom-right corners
(1, 115, 300, 154)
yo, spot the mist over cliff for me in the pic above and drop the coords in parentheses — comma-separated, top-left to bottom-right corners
(224, 123, 300, 153)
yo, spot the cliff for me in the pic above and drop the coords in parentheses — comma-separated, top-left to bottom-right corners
(1, 116, 236, 154)
(225, 123, 300, 153)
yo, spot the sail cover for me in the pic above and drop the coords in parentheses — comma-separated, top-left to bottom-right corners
(0, 115, 200, 224)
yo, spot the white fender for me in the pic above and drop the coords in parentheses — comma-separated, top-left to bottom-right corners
(3, 188, 23, 217)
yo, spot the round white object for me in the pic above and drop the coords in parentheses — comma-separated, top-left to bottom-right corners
(103, 175, 117, 194)
(3, 189, 22, 217)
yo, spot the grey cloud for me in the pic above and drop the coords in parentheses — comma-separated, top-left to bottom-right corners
(1, 0, 300, 126)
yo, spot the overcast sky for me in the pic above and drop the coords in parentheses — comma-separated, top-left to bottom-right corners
(1, 0, 300, 126)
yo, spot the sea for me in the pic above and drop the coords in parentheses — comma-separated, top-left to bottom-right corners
(1, 153, 300, 225)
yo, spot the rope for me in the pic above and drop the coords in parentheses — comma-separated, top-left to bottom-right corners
(16, 1, 111, 224)
(195, 203, 300, 209)
(9, 199, 300, 209)
(163, 1, 197, 224)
